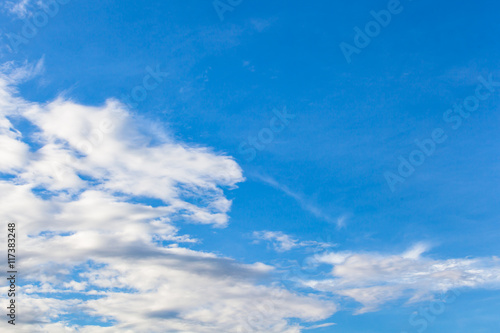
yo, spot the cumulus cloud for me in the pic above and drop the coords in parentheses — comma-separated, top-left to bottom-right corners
(0, 63, 336, 332)
(302, 243, 500, 314)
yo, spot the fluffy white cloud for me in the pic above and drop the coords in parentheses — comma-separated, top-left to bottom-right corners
(302, 243, 500, 313)
(0, 64, 336, 332)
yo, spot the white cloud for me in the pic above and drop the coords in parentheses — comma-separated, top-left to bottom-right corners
(302, 243, 500, 313)
(254, 231, 299, 252)
(2, 0, 59, 19)
(253, 230, 336, 252)
(304, 323, 336, 330)
(0, 63, 337, 332)
(3, 0, 32, 18)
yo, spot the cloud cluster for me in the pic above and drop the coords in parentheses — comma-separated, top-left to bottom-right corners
(302, 243, 500, 313)
(3, 62, 500, 332)
(0, 64, 336, 332)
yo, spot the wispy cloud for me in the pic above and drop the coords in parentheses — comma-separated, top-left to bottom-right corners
(253, 173, 348, 228)
(304, 322, 337, 330)
(3, 0, 32, 18)
(253, 230, 336, 252)
(302, 243, 500, 314)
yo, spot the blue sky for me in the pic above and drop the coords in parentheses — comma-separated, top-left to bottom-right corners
(0, 0, 500, 332)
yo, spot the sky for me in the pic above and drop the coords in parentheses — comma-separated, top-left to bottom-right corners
(0, 0, 499, 332)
